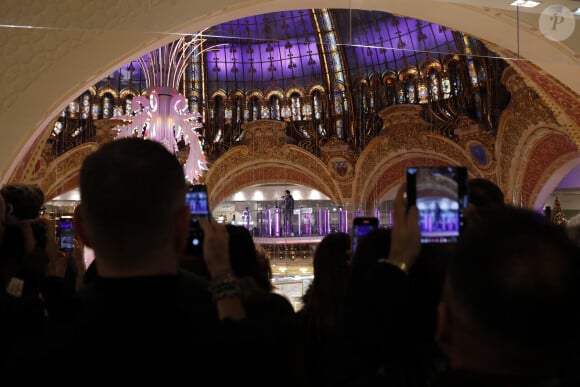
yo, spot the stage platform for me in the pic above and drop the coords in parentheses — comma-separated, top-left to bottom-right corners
(254, 235, 324, 245)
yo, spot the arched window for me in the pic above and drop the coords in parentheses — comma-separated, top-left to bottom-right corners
(384, 75, 397, 106)
(467, 58, 479, 87)
(333, 92, 343, 114)
(249, 96, 260, 121)
(232, 96, 242, 124)
(81, 94, 91, 120)
(405, 82, 416, 104)
(441, 70, 451, 99)
(68, 100, 80, 118)
(224, 104, 233, 124)
(313, 91, 322, 120)
(429, 68, 440, 102)
(290, 92, 301, 121)
(91, 102, 100, 119)
(302, 96, 312, 121)
(417, 78, 428, 104)
(213, 95, 225, 128)
(336, 119, 344, 139)
(124, 96, 133, 116)
(448, 61, 462, 97)
(102, 94, 113, 119)
(269, 95, 281, 120)
(261, 104, 269, 119)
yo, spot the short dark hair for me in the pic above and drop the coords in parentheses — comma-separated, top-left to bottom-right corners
(79, 138, 186, 263)
(226, 224, 272, 291)
(285, 190, 290, 194)
(0, 183, 45, 220)
(301, 232, 351, 334)
(446, 206, 580, 374)
(467, 178, 504, 210)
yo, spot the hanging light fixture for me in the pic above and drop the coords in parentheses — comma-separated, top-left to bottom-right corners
(111, 31, 224, 183)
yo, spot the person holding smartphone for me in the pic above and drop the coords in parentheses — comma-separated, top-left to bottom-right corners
(4, 139, 278, 385)
(337, 184, 426, 386)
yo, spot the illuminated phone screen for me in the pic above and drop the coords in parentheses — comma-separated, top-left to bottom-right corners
(406, 166, 468, 244)
(59, 218, 74, 251)
(186, 189, 210, 222)
(352, 217, 379, 254)
(185, 185, 210, 254)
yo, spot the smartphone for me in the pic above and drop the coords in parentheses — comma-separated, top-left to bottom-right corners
(352, 216, 379, 255)
(185, 184, 210, 255)
(58, 216, 75, 251)
(406, 166, 468, 244)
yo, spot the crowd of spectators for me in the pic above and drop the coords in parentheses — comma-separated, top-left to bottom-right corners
(1, 140, 578, 387)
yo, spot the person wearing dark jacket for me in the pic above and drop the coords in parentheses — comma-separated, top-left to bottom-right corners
(435, 205, 578, 387)
(5, 139, 271, 385)
(283, 189, 294, 235)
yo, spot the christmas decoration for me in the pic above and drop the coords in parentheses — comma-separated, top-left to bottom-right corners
(551, 197, 568, 225)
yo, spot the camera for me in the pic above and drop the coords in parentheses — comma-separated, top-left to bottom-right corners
(406, 166, 468, 244)
(185, 184, 210, 255)
(352, 216, 379, 255)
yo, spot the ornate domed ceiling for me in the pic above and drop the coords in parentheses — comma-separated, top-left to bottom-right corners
(99, 9, 462, 95)
(200, 9, 459, 92)
(45, 8, 508, 163)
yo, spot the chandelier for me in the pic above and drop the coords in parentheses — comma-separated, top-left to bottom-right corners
(111, 33, 218, 183)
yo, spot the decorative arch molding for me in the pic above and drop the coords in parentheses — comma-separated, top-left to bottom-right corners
(355, 104, 483, 208)
(533, 157, 580, 210)
(41, 142, 99, 200)
(97, 88, 118, 99)
(308, 84, 326, 95)
(497, 67, 560, 203)
(10, 121, 55, 184)
(517, 132, 579, 209)
(357, 144, 478, 211)
(0, 1, 580, 212)
(4, 0, 580, 186)
(499, 122, 573, 207)
(204, 144, 343, 208)
(361, 154, 473, 210)
(493, 48, 580, 147)
(264, 89, 285, 100)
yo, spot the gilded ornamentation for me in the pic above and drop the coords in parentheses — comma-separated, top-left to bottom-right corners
(504, 58, 580, 147)
(8, 51, 576, 213)
(11, 121, 57, 184)
(319, 136, 357, 188)
(464, 141, 492, 170)
(354, 104, 480, 205)
(327, 157, 354, 181)
(521, 134, 578, 207)
(93, 119, 123, 143)
(204, 139, 343, 207)
(42, 143, 99, 199)
(497, 68, 562, 202)
(241, 120, 296, 156)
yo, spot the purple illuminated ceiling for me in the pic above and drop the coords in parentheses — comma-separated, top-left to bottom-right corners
(204, 10, 323, 91)
(202, 9, 458, 91)
(102, 9, 461, 94)
(334, 10, 457, 79)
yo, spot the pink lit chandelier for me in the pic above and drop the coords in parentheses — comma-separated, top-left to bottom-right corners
(112, 33, 219, 183)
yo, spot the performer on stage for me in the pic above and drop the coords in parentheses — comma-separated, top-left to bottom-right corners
(282, 190, 294, 235)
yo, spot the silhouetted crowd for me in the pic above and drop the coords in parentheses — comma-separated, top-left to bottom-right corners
(1, 138, 579, 387)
